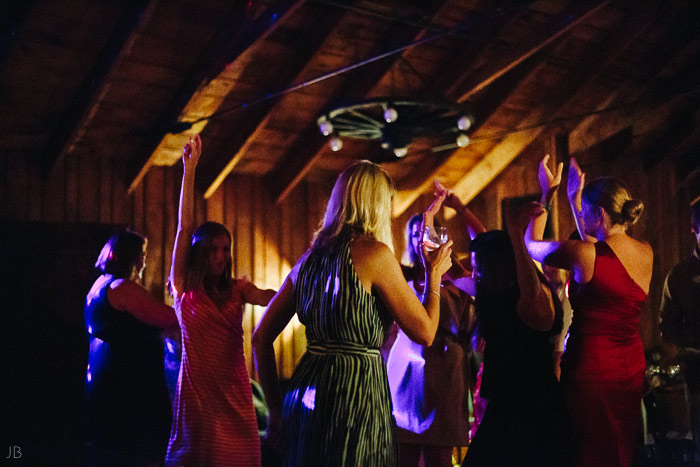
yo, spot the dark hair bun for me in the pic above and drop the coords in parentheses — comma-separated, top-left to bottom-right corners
(621, 199, 644, 224)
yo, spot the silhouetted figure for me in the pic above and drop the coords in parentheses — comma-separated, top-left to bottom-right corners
(85, 230, 177, 466)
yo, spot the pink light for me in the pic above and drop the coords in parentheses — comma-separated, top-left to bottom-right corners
(302, 387, 316, 411)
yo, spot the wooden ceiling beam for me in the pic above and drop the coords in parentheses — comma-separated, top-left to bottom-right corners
(268, 1, 454, 205)
(126, 0, 303, 195)
(198, 1, 343, 198)
(440, 5, 700, 214)
(392, 0, 617, 216)
(43, 0, 155, 175)
(568, 6, 700, 155)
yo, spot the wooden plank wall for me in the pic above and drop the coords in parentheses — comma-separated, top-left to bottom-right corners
(0, 150, 329, 381)
(1, 142, 693, 378)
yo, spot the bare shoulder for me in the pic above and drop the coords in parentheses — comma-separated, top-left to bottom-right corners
(350, 236, 393, 262)
(350, 237, 397, 291)
(632, 237, 654, 266)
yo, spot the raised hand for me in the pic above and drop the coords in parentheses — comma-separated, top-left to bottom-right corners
(434, 180, 465, 212)
(182, 134, 202, 169)
(538, 154, 563, 200)
(423, 190, 447, 230)
(566, 157, 585, 205)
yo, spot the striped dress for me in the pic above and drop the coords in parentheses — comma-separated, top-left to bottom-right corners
(284, 240, 398, 467)
(166, 279, 260, 467)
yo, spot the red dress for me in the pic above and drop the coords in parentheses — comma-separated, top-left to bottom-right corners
(166, 279, 260, 466)
(563, 242, 647, 467)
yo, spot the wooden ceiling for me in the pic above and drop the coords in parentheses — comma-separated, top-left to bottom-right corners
(3, 0, 700, 216)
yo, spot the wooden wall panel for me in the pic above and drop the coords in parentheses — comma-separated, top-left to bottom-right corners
(1, 155, 329, 383)
(144, 168, 165, 297)
(26, 155, 42, 222)
(98, 156, 113, 223)
(77, 151, 100, 223)
(4, 139, 691, 381)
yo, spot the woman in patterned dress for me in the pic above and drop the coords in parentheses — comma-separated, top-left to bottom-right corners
(253, 160, 453, 467)
(166, 134, 276, 467)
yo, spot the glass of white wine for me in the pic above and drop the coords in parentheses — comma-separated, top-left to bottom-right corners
(422, 226, 448, 251)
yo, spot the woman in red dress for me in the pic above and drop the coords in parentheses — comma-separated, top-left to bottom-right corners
(523, 156, 653, 467)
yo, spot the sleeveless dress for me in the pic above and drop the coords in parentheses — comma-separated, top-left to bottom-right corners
(84, 278, 172, 464)
(463, 281, 569, 467)
(563, 241, 647, 467)
(284, 240, 398, 466)
(166, 279, 260, 467)
(387, 281, 474, 446)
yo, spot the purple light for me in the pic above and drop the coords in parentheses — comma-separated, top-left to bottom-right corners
(166, 339, 175, 353)
(302, 387, 316, 411)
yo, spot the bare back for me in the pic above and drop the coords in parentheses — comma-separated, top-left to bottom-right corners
(603, 234, 653, 295)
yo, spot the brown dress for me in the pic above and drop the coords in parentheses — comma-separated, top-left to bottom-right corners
(386, 281, 475, 446)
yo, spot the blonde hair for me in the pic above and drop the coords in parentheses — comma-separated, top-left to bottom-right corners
(312, 160, 395, 252)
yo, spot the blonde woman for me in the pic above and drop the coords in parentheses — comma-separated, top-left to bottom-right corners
(253, 160, 453, 466)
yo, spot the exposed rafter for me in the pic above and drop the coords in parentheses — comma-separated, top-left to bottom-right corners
(44, 0, 155, 175)
(392, 0, 615, 217)
(127, 0, 304, 194)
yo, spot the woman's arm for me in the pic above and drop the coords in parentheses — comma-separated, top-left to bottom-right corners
(251, 275, 296, 449)
(354, 237, 452, 346)
(170, 135, 201, 297)
(109, 279, 178, 328)
(242, 281, 277, 307)
(524, 156, 595, 282)
(566, 157, 595, 242)
(505, 203, 555, 331)
(434, 180, 486, 240)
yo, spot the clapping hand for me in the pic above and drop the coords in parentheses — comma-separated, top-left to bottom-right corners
(566, 157, 585, 207)
(538, 155, 563, 201)
(434, 180, 465, 213)
(423, 188, 447, 231)
(182, 134, 202, 169)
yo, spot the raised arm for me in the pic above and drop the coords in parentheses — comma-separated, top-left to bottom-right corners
(170, 134, 201, 297)
(524, 156, 595, 282)
(505, 202, 554, 331)
(354, 234, 452, 347)
(566, 157, 595, 242)
(435, 180, 486, 239)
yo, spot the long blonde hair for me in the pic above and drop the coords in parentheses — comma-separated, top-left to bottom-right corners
(312, 160, 395, 252)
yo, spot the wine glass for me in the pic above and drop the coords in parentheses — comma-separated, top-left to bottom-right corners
(423, 226, 448, 251)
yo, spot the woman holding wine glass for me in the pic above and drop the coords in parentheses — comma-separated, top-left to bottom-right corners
(386, 183, 484, 467)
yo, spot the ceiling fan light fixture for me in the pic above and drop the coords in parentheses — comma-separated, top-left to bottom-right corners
(457, 115, 473, 131)
(393, 147, 408, 158)
(456, 133, 470, 147)
(383, 106, 398, 123)
(329, 136, 343, 152)
(318, 118, 333, 136)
